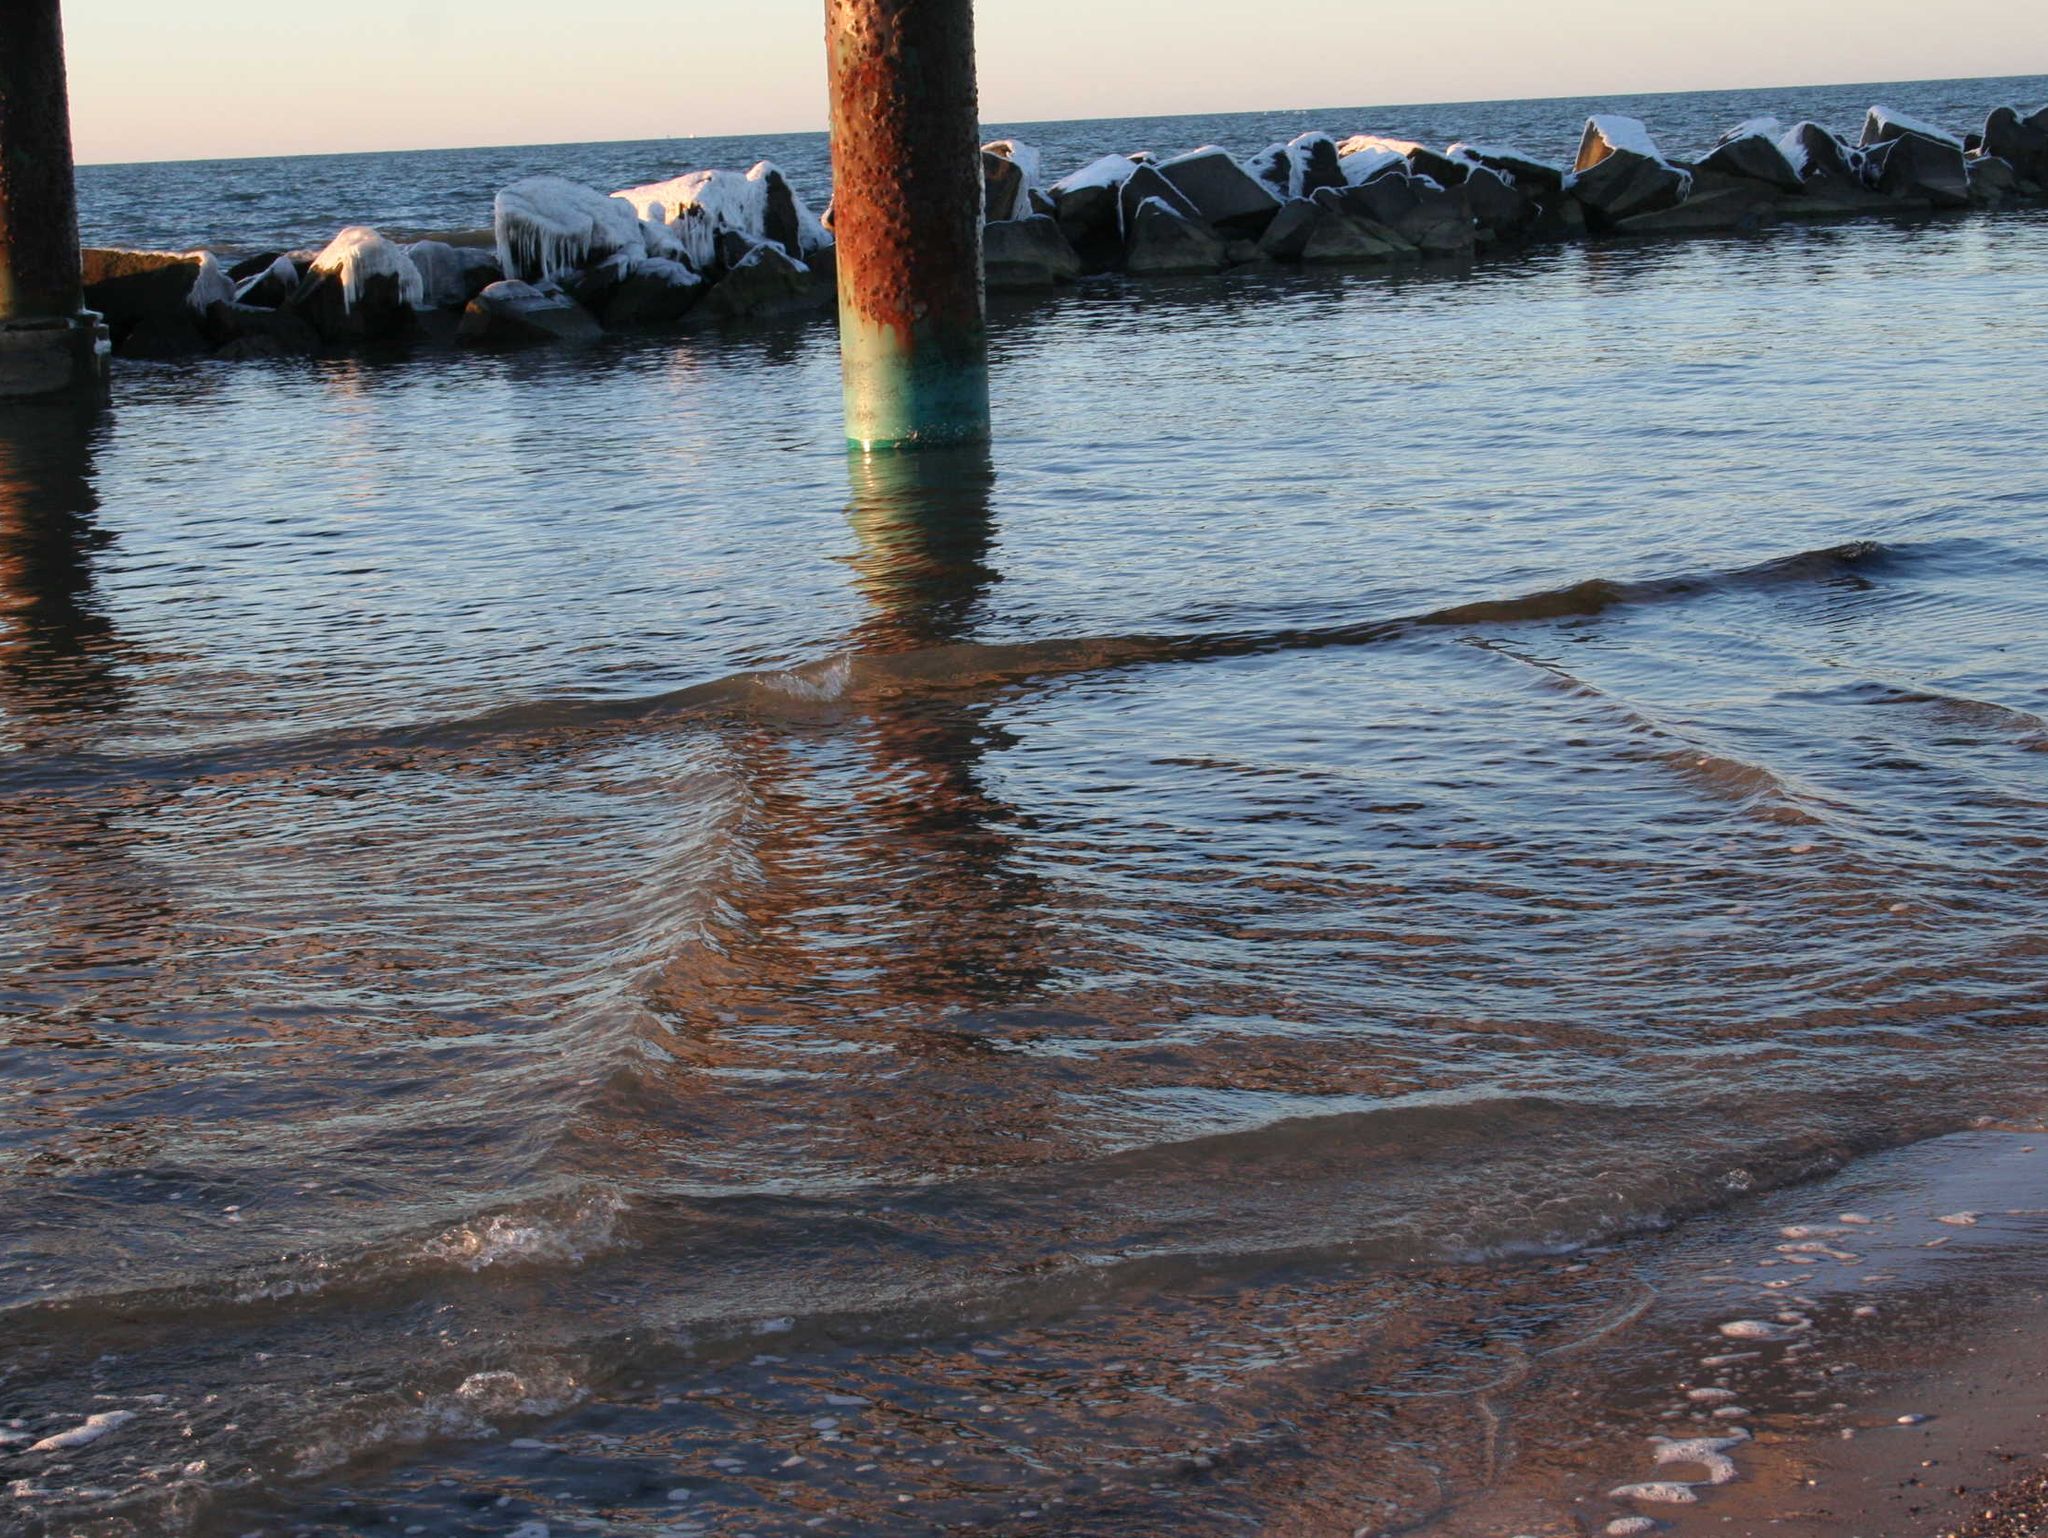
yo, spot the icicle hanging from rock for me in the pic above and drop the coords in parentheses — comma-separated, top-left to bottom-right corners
(494, 177, 649, 284)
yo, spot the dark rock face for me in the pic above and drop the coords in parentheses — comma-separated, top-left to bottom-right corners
(1461, 167, 1537, 239)
(1967, 155, 2021, 207)
(1117, 164, 1203, 236)
(1122, 198, 1227, 275)
(203, 302, 321, 357)
(1155, 148, 1281, 236)
(1052, 181, 1123, 271)
(1983, 107, 2048, 183)
(1244, 135, 1343, 200)
(80, 249, 216, 356)
(1615, 172, 1783, 235)
(1869, 132, 1970, 208)
(1526, 191, 1589, 243)
(456, 280, 602, 346)
(983, 216, 1082, 290)
(1336, 174, 1475, 256)
(1298, 202, 1413, 265)
(703, 243, 817, 321)
(1570, 120, 1690, 227)
(286, 269, 417, 346)
(1700, 132, 1805, 193)
(1781, 122, 1863, 184)
(560, 252, 632, 314)
(754, 165, 805, 258)
(983, 150, 1028, 223)
(1405, 146, 1468, 186)
(602, 259, 703, 328)
(1256, 198, 1321, 261)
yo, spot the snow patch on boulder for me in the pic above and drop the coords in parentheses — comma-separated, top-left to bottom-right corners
(311, 227, 425, 312)
(613, 162, 828, 270)
(186, 252, 237, 313)
(1051, 154, 1142, 195)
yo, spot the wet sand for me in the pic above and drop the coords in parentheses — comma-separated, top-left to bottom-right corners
(1412, 1128, 2048, 1538)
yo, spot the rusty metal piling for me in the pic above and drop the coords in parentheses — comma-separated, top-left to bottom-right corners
(0, 0, 105, 400)
(825, 0, 990, 450)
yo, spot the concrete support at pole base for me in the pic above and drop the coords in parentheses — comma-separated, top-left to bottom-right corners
(0, 314, 108, 400)
(839, 314, 991, 451)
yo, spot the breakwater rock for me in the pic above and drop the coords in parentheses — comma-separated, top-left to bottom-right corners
(80, 102, 2048, 364)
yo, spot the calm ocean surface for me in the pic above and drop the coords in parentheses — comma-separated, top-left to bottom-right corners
(6, 76, 2048, 1536)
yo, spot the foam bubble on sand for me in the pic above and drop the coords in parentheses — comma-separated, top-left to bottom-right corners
(1612, 1482, 1699, 1505)
(1711, 1406, 1750, 1420)
(1607, 1521, 1659, 1536)
(1854, 1305, 1879, 1318)
(1838, 1213, 1875, 1225)
(1701, 1351, 1759, 1367)
(1719, 1319, 1795, 1341)
(1937, 1211, 1980, 1227)
(1687, 1388, 1740, 1405)
(1653, 1433, 1746, 1486)
(27, 1412, 134, 1454)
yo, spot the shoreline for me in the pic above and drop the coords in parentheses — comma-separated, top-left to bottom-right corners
(1398, 1128, 2048, 1537)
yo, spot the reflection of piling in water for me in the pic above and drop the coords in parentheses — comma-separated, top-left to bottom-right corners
(825, 0, 991, 450)
(844, 444, 999, 653)
(0, 397, 123, 726)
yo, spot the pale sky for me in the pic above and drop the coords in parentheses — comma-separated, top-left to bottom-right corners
(64, 0, 2048, 165)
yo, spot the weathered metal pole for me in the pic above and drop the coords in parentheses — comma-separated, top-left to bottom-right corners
(825, 0, 990, 451)
(0, 0, 105, 400)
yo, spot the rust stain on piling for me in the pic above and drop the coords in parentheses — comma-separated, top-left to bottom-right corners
(0, 0, 87, 321)
(825, 0, 985, 346)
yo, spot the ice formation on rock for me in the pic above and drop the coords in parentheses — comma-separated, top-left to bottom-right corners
(495, 177, 648, 284)
(613, 162, 828, 270)
(405, 240, 470, 310)
(310, 227, 425, 312)
(1240, 131, 1338, 199)
(983, 137, 1045, 208)
(185, 251, 237, 312)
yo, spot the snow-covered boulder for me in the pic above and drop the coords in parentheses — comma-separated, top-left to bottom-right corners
(1447, 142, 1565, 192)
(702, 242, 815, 321)
(1242, 132, 1344, 201)
(80, 248, 235, 356)
(1339, 173, 1475, 256)
(1867, 131, 1970, 208)
(1155, 145, 1281, 235)
(279, 228, 423, 344)
(1981, 107, 2047, 184)
(1049, 154, 1141, 267)
(981, 140, 1042, 221)
(406, 240, 500, 309)
(1115, 163, 1202, 234)
(1122, 196, 1227, 275)
(602, 258, 705, 329)
(1700, 121, 1804, 193)
(1462, 166, 1538, 239)
(233, 252, 302, 308)
(495, 177, 647, 284)
(1777, 122, 1864, 186)
(983, 215, 1082, 290)
(1859, 105, 1964, 151)
(457, 280, 602, 346)
(1337, 136, 1414, 187)
(1567, 116, 1691, 226)
(613, 162, 828, 270)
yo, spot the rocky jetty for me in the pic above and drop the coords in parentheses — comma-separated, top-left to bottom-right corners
(79, 100, 2048, 364)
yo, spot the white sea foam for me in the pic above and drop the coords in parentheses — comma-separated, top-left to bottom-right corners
(1611, 1482, 1698, 1504)
(420, 1191, 625, 1272)
(27, 1411, 134, 1454)
(1719, 1319, 1795, 1341)
(1653, 1432, 1745, 1486)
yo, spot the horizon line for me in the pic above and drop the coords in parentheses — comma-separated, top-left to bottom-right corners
(74, 67, 2048, 170)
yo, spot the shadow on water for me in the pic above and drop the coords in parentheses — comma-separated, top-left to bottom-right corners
(0, 400, 127, 737)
